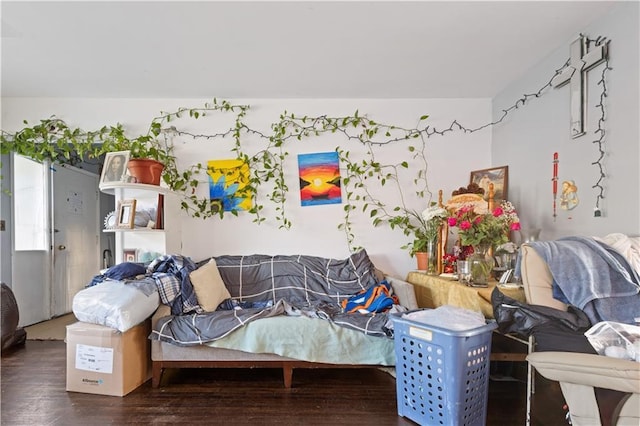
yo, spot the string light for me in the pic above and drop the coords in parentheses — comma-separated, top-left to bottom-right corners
(412, 35, 610, 217)
(418, 58, 570, 137)
(587, 36, 611, 217)
(161, 35, 609, 217)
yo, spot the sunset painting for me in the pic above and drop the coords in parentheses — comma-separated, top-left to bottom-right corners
(298, 152, 342, 207)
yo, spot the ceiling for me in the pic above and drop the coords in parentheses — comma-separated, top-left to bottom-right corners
(1, 1, 619, 99)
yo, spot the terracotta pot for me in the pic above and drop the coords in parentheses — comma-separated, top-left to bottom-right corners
(415, 251, 428, 271)
(127, 159, 164, 185)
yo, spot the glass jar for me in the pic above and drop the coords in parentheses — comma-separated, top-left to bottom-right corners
(469, 244, 493, 285)
(426, 238, 438, 275)
(457, 260, 471, 284)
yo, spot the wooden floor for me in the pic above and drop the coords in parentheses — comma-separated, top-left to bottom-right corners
(1, 341, 567, 425)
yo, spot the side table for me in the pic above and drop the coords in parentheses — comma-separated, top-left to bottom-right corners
(405, 271, 526, 318)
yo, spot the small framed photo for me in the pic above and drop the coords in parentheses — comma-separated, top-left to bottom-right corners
(116, 199, 137, 229)
(123, 249, 137, 263)
(470, 165, 509, 201)
(100, 151, 130, 185)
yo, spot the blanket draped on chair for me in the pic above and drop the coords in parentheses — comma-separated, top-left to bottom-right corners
(526, 236, 640, 325)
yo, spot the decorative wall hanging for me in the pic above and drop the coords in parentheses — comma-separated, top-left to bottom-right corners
(298, 152, 342, 207)
(560, 180, 579, 210)
(552, 152, 559, 220)
(551, 34, 609, 138)
(207, 159, 252, 212)
(103, 211, 117, 230)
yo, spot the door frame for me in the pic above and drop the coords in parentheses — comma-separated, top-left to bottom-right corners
(9, 155, 100, 325)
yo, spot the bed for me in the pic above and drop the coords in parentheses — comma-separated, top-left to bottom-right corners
(74, 250, 418, 388)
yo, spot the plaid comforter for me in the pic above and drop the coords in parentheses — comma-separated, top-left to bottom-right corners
(147, 255, 200, 315)
(149, 250, 399, 346)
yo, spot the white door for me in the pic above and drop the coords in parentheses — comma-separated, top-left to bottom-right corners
(12, 159, 100, 326)
(51, 165, 100, 316)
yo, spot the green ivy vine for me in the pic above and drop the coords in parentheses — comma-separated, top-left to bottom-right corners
(1, 99, 437, 253)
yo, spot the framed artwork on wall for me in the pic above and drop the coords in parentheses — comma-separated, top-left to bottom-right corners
(123, 249, 137, 263)
(470, 166, 508, 201)
(100, 150, 130, 185)
(116, 199, 137, 229)
(297, 151, 342, 206)
(206, 159, 252, 212)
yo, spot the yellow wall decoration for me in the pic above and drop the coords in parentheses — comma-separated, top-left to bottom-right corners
(207, 159, 252, 212)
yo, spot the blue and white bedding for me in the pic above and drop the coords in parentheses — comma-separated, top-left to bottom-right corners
(207, 315, 396, 365)
(150, 250, 402, 346)
(72, 277, 159, 332)
(79, 250, 405, 355)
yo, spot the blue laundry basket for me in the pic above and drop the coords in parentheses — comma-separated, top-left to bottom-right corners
(391, 313, 497, 426)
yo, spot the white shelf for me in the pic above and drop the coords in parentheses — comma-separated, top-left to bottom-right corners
(103, 228, 165, 233)
(99, 182, 174, 196)
(99, 182, 181, 263)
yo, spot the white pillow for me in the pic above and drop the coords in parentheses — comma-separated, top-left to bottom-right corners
(190, 258, 231, 312)
(72, 281, 160, 332)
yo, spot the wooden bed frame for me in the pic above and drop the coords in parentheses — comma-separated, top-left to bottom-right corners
(152, 358, 381, 389)
(150, 276, 417, 388)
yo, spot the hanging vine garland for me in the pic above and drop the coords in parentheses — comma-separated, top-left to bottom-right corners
(1, 35, 611, 251)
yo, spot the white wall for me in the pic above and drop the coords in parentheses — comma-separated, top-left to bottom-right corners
(3, 4, 637, 285)
(2, 98, 492, 278)
(492, 2, 640, 239)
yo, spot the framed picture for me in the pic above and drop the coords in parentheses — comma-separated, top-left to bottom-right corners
(123, 249, 137, 263)
(116, 199, 137, 229)
(470, 166, 508, 201)
(100, 151, 130, 185)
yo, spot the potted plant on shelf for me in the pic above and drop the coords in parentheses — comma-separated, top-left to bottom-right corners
(407, 203, 448, 273)
(0, 118, 180, 188)
(98, 124, 176, 186)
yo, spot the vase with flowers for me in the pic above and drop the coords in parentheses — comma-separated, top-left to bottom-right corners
(409, 203, 448, 274)
(442, 253, 458, 274)
(447, 200, 520, 284)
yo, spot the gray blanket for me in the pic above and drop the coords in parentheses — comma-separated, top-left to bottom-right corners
(150, 250, 396, 346)
(527, 237, 640, 324)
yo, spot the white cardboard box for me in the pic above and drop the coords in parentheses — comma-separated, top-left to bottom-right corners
(66, 320, 151, 396)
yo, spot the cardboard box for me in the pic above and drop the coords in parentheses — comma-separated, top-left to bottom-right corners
(66, 320, 151, 396)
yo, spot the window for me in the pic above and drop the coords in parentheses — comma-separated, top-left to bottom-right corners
(13, 154, 48, 251)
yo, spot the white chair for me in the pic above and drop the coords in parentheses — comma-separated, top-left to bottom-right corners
(520, 244, 640, 426)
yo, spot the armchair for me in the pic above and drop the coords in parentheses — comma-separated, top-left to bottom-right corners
(521, 243, 640, 426)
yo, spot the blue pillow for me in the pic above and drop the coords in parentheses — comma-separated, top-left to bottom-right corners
(105, 262, 147, 280)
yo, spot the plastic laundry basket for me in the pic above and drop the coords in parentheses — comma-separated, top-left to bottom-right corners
(391, 313, 497, 426)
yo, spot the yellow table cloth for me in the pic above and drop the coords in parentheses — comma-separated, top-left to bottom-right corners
(406, 271, 526, 318)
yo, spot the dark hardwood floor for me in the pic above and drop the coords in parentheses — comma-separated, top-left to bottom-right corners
(1, 341, 567, 425)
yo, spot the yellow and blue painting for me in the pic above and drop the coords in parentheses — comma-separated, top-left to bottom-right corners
(298, 152, 342, 207)
(207, 159, 252, 212)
